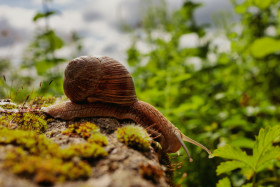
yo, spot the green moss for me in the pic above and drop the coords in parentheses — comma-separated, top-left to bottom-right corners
(62, 143, 108, 160)
(0, 128, 108, 161)
(0, 117, 9, 129)
(62, 122, 99, 139)
(60, 122, 108, 159)
(63, 121, 108, 147)
(0, 128, 99, 185)
(0, 128, 60, 157)
(3, 147, 91, 185)
(0, 112, 47, 133)
(0, 103, 18, 109)
(29, 96, 56, 107)
(88, 133, 108, 146)
(116, 125, 151, 152)
(0, 115, 110, 185)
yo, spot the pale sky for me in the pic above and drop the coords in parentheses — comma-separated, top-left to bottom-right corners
(0, 0, 234, 65)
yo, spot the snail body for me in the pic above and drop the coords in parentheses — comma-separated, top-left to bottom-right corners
(43, 56, 211, 161)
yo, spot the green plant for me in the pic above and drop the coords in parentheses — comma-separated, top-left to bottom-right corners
(0, 59, 11, 99)
(0, 0, 83, 103)
(127, 1, 217, 185)
(214, 125, 280, 187)
(21, 0, 65, 96)
(126, 0, 280, 185)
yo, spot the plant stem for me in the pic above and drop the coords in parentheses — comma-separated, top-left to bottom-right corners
(252, 172, 256, 187)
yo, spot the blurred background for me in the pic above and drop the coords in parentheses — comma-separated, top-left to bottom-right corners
(0, 0, 280, 186)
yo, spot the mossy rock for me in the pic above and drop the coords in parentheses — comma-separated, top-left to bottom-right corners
(3, 147, 91, 185)
(0, 105, 170, 187)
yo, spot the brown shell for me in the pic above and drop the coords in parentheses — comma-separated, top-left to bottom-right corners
(63, 56, 137, 105)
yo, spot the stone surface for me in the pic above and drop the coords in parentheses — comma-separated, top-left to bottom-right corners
(0, 110, 170, 187)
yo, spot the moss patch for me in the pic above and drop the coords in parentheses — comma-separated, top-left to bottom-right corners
(0, 128, 59, 156)
(3, 147, 91, 185)
(0, 112, 47, 133)
(87, 133, 108, 146)
(63, 121, 108, 147)
(0, 127, 108, 185)
(0, 103, 18, 110)
(29, 96, 56, 107)
(62, 143, 108, 160)
(116, 125, 151, 152)
(62, 122, 99, 139)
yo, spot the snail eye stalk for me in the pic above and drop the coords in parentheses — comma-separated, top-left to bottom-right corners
(175, 132, 213, 162)
(175, 133, 193, 162)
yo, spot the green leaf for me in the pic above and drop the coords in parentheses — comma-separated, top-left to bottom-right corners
(252, 125, 280, 170)
(172, 74, 192, 83)
(127, 45, 141, 66)
(230, 137, 254, 149)
(253, 126, 280, 161)
(240, 166, 254, 180)
(33, 11, 57, 22)
(222, 115, 249, 129)
(37, 30, 64, 51)
(217, 177, 231, 187)
(253, 0, 272, 9)
(53, 58, 66, 64)
(256, 147, 280, 172)
(214, 144, 252, 166)
(35, 60, 54, 75)
(255, 126, 280, 152)
(33, 13, 44, 22)
(215, 126, 280, 181)
(235, 4, 247, 14)
(216, 160, 247, 175)
(250, 37, 280, 58)
(234, 0, 252, 13)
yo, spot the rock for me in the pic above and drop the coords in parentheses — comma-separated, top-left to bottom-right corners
(0, 109, 171, 187)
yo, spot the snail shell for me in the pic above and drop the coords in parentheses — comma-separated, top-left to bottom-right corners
(64, 56, 137, 105)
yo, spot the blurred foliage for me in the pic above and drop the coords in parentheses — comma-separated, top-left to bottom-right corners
(127, 0, 280, 186)
(214, 125, 280, 187)
(0, 0, 83, 103)
(21, 0, 83, 98)
(0, 58, 11, 98)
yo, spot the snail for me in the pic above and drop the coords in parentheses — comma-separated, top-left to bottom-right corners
(43, 56, 212, 161)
